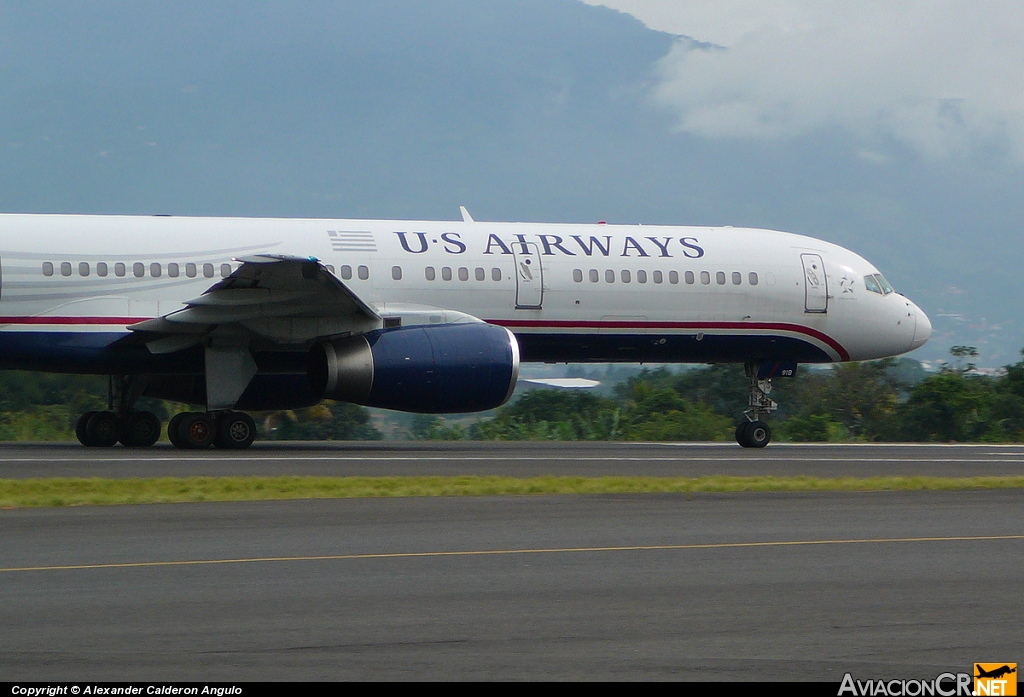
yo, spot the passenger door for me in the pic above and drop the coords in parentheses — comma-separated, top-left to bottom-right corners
(801, 253, 828, 313)
(513, 243, 543, 309)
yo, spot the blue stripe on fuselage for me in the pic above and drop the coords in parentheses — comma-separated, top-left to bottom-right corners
(0, 329, 833, 375)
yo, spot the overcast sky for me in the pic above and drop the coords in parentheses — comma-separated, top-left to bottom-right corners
(1, 1, 1021, 364)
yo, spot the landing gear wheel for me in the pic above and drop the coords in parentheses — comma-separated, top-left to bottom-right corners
(177, 412, 215, 449)
(744, 420, 771, 448)
(215, 411, 257, 450)
(85, 411, 120, 447)
(119, 411, 161, 447)
(735, 421, 752, 447)
(167, 413, 185, 448)
(76, 411, 97, 446)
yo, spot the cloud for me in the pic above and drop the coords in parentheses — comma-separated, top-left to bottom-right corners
(581, 1, 1024, 160)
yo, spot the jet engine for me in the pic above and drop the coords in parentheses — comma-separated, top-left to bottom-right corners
(308, 322, 520, 413)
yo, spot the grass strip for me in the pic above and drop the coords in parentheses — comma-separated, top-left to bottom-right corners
(2, 475, 1024, 508)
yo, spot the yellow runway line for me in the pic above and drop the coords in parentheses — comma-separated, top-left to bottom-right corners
(3, 534, 1022, 573)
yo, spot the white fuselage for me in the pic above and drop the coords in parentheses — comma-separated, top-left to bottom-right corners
(0, 213, 930, 372)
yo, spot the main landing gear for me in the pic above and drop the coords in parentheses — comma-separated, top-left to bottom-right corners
(74, 376, 257, 449)
(76, 409, 257, 449)
(76, 410, 161, 448)
(736, 362, 777, 448)
(166, 411, 257, 450)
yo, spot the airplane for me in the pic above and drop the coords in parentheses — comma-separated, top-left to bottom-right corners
(975, 665, 1017, 680)
(0, 210, 930, 449)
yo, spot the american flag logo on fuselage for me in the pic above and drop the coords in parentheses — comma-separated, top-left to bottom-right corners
(327, 230, 377, 252)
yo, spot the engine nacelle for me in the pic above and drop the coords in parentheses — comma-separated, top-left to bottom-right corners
(308, 323, 520, 413)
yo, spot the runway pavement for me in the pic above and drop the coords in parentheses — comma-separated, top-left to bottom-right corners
(1, 443, 1022, 680)
(2, 441, 1024, 478)
(2, 491, 1022, 681)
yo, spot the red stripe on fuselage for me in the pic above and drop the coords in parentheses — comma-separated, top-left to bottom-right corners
(0, 316, 146, 325)
(486, 319, 850, 361)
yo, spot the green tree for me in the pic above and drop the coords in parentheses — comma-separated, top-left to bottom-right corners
(618, 381, 732, 441)
(773, 361, 902, 441)
(471, 390, 620, 440)
(897, 371, 996, 441)
(409, 414, 466, 440)
(262, 401, 382, 440)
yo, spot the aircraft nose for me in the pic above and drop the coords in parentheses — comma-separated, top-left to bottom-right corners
(910, 303, 932, 351)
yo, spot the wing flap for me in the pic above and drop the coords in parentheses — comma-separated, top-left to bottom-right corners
(129, 255, 381, 346)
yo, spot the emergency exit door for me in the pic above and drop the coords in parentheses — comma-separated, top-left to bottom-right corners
(801, 253, 828, 313)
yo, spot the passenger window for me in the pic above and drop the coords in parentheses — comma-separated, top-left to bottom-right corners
(637, 270, 647, 284)
(115, 263, 126, 277)
(79, 262, 90, 277)
(605, 269, 615, 283)
(669, 270, 679, 284)
(492, 268, 501, 281)
(749, 272, 758, 286)
(220, 263, 232, 278)
(325, 265, 335, 275)
(133, 263, 145, 278)
(151, 263, 162, 278)
(589, 269, 599, 283)
(685, 271, 695, 285)
(42, 262, 54, 277)
(358, 265, 369, 280)
(96, 262, 107, 277)
(458, 267, 469, 282)
(864, 275, 883, 294)
(61, 262, 72, 277)
(442, 267, 452, 281)
(732, 272, 742, 285)
(573, 269, 583, 283)
(653, 270, 663, 284)
(475, 267, 485, 281)
(203, 263, 214, 278)
(621, 269, 631, 283)
(341, 265, 352, 280)
(392, 265, 403, 280)
(700, 271, 711, 285)
(716, 271, 726, 285)
(425, 266, 436, 281)
(185, 263, 197, 278)
(168, 263, 179, 278)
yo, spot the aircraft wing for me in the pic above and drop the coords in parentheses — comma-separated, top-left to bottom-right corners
(129, 254, 381, 351)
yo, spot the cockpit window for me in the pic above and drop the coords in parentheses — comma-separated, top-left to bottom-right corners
(864, 274, 895, 295)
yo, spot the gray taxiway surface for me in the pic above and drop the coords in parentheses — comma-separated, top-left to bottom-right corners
(1, 443, 1022, 681)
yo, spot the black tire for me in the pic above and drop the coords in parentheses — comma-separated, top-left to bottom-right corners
(85, 411, 120, 448)
(167, 413, 186, 448)
(735, 421, 750, 447)
(178, 412, 215, 449)
(76, 411, 97, 446)
(747, 420, 771, 448)
(215, 411, 257, 450)
(120, 411, 161, 447)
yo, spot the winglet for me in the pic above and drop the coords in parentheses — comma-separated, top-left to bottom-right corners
(460, 206, 474, 223)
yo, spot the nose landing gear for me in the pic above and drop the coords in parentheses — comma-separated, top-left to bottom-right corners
(736, 362, 779, 448)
